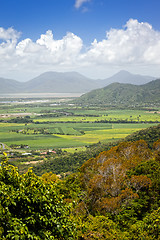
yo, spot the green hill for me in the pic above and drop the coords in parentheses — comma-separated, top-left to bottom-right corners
(74, 78, 160, 106)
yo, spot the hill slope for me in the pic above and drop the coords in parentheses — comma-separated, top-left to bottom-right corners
(74, 78, 160, 106)
(0, 78, 23, 93)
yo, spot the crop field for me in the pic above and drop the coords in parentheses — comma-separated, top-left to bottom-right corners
(0, 97, 159, 150)
(31, 111, 160, 123)
(0, 121, 157, 150)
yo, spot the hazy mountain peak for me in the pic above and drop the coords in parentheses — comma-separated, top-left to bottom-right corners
(98, 70, 156, 87)
(114, 70, 131, 76)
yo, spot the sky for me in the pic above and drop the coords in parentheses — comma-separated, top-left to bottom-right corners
(0, 0, 160, 81)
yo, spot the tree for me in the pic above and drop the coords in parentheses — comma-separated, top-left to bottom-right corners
(0, 158, 76, 239)
(79, 140, 153, 215)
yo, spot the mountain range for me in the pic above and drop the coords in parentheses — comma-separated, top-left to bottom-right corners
(0, 70, 156, 94)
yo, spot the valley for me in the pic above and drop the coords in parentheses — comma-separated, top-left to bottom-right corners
(0, 93, 159, 175)
(0, 77, 160, 240)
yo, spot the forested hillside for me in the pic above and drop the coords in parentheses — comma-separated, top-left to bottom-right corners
(0, 124, 160, 239)
(74, 78, 160, 106)
(73, 138, 160, 239)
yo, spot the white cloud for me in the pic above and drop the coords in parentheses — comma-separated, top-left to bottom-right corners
(0, 28, 20, 68)
(36, 30, 83, 62)
(75, 0, 91, 9)
(0, 19, 160, 80)
(0, 27, 20, 41)
(15, 30, 83, 68)
(82, 19, 160, 65)
(0, 27, 83, 80)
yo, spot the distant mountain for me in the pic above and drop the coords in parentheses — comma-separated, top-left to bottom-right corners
(0, 78, 23, 93)
(0, 70, 156, 94)
(74, 78, 160, 106)
(97, 70, 155, 87)
(23, 72, 99, 93)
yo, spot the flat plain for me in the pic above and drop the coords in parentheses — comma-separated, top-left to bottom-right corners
(0, 96, 159, 151)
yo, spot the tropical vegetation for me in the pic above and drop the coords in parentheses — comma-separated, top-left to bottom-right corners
(1, 124, 160, 239)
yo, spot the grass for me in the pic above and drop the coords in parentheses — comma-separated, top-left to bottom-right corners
(62, 146, 86, 153)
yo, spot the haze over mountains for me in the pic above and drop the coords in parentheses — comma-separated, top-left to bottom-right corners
(99, 70, 155, 86)
(0, 70, 156, 94)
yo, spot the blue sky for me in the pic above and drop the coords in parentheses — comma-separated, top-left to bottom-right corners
(0, 0, 160, 81)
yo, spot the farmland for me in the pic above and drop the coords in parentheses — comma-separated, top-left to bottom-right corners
(0, 122, 157, 150)
(0, 95, 159, 151)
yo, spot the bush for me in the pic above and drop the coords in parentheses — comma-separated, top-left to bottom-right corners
(0, 158, 76, 239)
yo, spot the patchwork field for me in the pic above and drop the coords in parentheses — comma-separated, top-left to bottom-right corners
(0, 96, 159, 150)
(0, 122, 157, 150)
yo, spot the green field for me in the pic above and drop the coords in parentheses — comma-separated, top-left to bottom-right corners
(0, 122, 157, 149)
(0, 98, 159, 150)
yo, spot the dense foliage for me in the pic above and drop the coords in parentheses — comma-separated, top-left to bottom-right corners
(61, 139, 160, 239)
(0, 158, 76, 239)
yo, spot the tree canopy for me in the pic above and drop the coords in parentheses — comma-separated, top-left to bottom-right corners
(0, 158, 76, 239)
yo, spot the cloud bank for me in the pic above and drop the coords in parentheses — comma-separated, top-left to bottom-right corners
(82, 19, 160, 65)
(0, 19, 160, 80)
